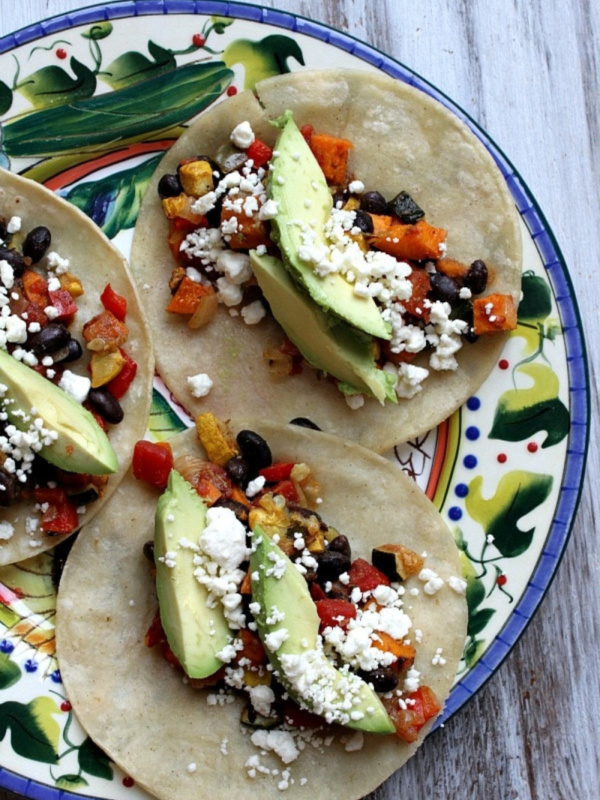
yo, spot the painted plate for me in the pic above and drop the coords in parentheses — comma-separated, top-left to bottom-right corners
(0, 3, 589, 799)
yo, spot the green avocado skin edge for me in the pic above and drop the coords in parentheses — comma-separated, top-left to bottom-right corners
(0, 347, 118, 475)
(250, 251, 397, 404)
(266, 110, 392, 342)
(250, 525, 396, 735)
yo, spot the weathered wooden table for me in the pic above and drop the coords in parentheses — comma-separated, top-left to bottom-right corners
(0, 1, 597, 798)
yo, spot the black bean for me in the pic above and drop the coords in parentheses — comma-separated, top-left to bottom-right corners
(67, 484, 100, 506)
(236, 430, 272, 473)
(357, 668, 399, 693)
(0, 469, 18, 506)
(23, 226, 51, 263)
(328, 534, 351, 560)
(353, 209, 374, 234)
(430, 272, 461, 304)
(225, 455, 250, 485)
(86, 388, 124, 424)
(0, 217, 6, 240)
(58, 338, 84, 363)
(0, 245, 26, 277)
(29, 323, 71, 357)
(465, 259, 489, 295)
(289, 417, 321, 431)
(157, 173, 183, 199)
(316, 550, 352, 581)
(386, 191, 425, 224)
(360, 191, 387, 215)
(332, 189, 348, 209)
(143, 540, 155, 563)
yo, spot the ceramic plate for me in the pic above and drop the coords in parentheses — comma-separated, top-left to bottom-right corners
(0, 3, 589, 799)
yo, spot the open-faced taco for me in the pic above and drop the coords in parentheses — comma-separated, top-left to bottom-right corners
(0, 168, 153, 565)
(56, 418, 467, 800)
(131, 69, 522, 452)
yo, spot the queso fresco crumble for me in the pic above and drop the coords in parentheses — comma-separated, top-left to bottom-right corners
(156, 118, 517, 405)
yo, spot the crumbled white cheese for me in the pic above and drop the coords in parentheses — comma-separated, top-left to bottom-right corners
(0, 521, 15, 541)
(241, 300, 266, 325)
(246, 475, 266, 498)
(7, 216, 21, 234)
(58, 370, 91, 403)
(230, 120, 255, 149)
(187, 372, 213, 398)
(447, 575, 467, 595)
(250, 729, 299, 765)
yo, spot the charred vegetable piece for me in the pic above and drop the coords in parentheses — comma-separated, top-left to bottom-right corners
(196, 412, 240, 467)
(386, 191, 425, 224)
(214, 143, 248, 174)
(371, 544, 424, 581)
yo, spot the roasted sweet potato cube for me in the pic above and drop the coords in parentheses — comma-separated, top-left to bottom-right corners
(472, 293, 517, 334)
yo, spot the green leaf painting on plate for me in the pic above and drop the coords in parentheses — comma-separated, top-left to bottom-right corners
(457, 549, 494, 669)
(100, 41, 177, 90)
(1, 62, 233, 158)
(489, 270, 569, 447)
(148, 389, 189, 441)
(64, 154, 163, 238)
(0, 653, 21, 690)
(78, 736, 113, 780)
(0, 697, 61, 764)
(466, 471, 553, 558)
(55, 775, 89, 790)
(0, 80, 13, 115)
(224, 34, 305, 88)
(490, 363, 570, 448)
(15, 57, 97, 109)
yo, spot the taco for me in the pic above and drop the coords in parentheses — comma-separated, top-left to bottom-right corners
(131, 69, 522, 452)
(0, 168, 153, 565)
(56, 418, 467, 800)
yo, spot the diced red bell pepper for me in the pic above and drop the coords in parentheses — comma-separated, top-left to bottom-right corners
(309, 582, 328, 602)
(132, 440, 174, 489)
(259, 462, 295, 482)
(100, 283, 127, 321)
(48, 288, 78, 321)
(315, 599, 357, 630)
(107, 348, 137, 399)
(33, 487, 79, 535)
(271, 479, 299, 503)
(384, 686, 441, 743)
(245, 139, 273, 169)
(300, 124, 314, 144)
(348, 557, 391, 593)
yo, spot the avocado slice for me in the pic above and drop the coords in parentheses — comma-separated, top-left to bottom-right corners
(154, 470, 231, 679)
(250, 251, 397, 404)
(0, 348, 117, 475)
(267, 112, 391, 341)
(250, 525, 395, 734)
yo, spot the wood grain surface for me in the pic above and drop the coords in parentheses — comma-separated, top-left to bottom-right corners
(0, 2, 598, 799)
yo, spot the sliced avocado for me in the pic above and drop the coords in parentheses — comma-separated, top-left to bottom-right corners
(250, 525, 395, 735)
(267, 111, 391, 341)
(250, 251, 397, 404)
(0, 348, 117, 475)
(154, 470, 231, 679)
